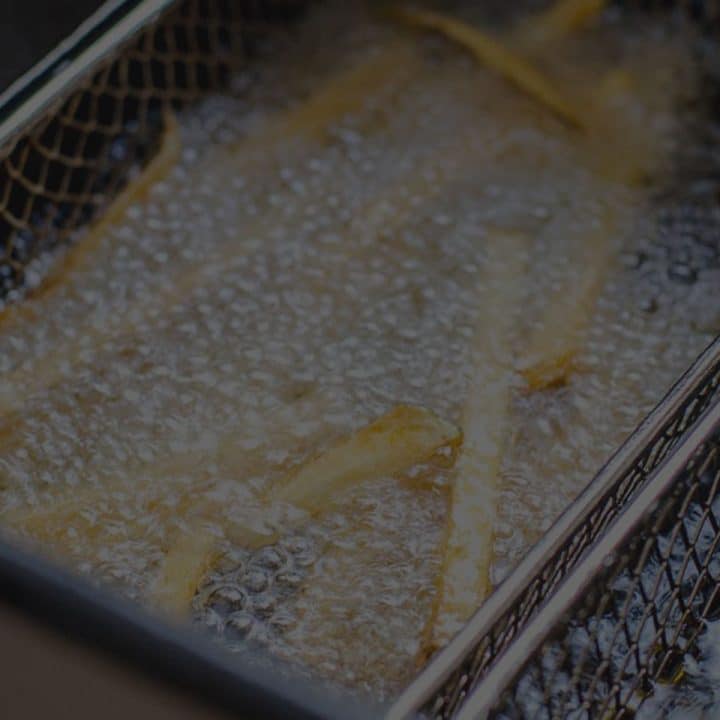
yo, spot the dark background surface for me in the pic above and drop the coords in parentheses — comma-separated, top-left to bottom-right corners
(0, 0, 106, 92)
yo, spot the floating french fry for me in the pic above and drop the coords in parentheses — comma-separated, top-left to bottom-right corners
(517, 209, 617, 391)
(0, 106, 485, 455)
(1, 490, 144, 550)
(2, 389, 330, 544)
(232, 41, 421, 152)
(152, 525, 218, 617)
(514, 0, 607, 49)
(269, 404, 461, 514)
(392, 6, 584, 129)
(424, 231, 528, 654)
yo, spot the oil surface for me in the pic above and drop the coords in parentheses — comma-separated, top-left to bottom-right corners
(0, 0, 717, 706)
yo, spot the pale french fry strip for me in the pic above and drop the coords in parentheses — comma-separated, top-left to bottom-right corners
(0, 491, 148, 556)
(427, 231, 528, 652)
(232, 42, 421, 153)
(269, 404, 461, 514)
(514, 0, 607, 49)
(517, 210, 616, 391)
(512, 49, 657, 391)
(5, 411, 456, 614)
(393, 6, 584, 129)
(152, 526, 218, 617)
(2, 390, 330, 539)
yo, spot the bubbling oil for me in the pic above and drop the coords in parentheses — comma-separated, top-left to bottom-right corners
(0, 0, 717, 704)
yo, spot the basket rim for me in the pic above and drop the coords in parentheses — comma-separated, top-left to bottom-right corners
(0, 0, 174, 150)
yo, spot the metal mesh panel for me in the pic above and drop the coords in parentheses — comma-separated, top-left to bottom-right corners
(490, 404, 720, 719)
(0, 0, 309, 300)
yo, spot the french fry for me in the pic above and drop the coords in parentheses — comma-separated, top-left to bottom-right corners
(232, 41, 421, 153)
(517, 209, 617, 391)
(0, 91, 482, 450)
(392, 6, 584, 129)
(1, 490, 146, 550)
(2, 389, 331, 542)
(152, 525, 218, 617)
(424, 231, 528, 654)
(269, 405, 461, 514)
(5, 403, 459, 582)
(514, 0, 607, 49)
(0, 44, 416, 334)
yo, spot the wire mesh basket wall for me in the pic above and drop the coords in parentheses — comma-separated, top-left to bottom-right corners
(489, 401, 720, 719)
(389, 342, 720, 719)
(3, 1, 720, 719)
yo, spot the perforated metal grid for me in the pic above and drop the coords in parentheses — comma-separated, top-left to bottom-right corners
(487, 398, 720, 719)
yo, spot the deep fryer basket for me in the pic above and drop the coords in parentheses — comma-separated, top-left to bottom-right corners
(3, 1, 720, 719)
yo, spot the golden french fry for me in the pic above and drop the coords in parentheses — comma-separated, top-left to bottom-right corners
(152, 526, 218, 617)
(1, 490, 143, 550)
(517, 210, 616, 391)
(0, 107, 485, 456)
(24, 45, 419, 309)
(392, 6, 584, 129)
(2, 389, 331, 542)
(425, 231, 528, 653)
(232, 41, 421, 152)
(514, 0, 607, 49)
(269, 405, 461, 514)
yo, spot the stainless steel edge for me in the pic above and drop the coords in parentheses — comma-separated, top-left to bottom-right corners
(0, 531, 377, 720)
(456, 390, 720, 719)
(388, 335, 720, 719)
(0, 0, 178, 149)
(0, 0, 133, 110)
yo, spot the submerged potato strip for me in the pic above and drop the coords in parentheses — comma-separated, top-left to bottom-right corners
(518, 212, 617, 391)
(0, 51, 452, 433)
(3, 400, 459, 611)
(0, 100, 487, 448)
(393, 6, 584, 129)
(1, 391, 330, 541)
(514, 0, 607, 49)
(233, 41, 421, 152)
(269, 405, 461, 513)
(152, 526, 218, 617)
(425, 231, 528, 653)
(0, 46, 422, 413)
